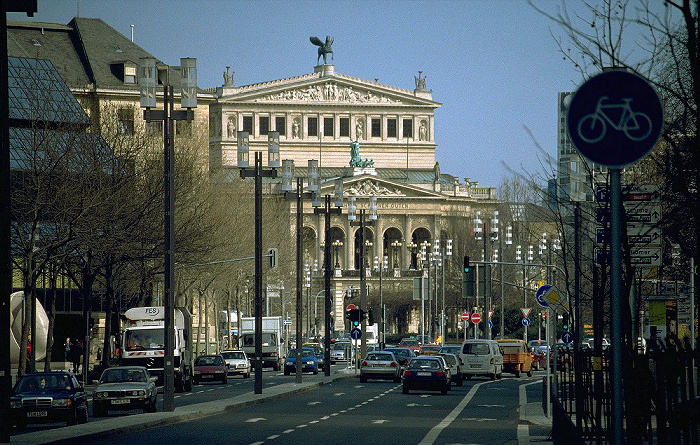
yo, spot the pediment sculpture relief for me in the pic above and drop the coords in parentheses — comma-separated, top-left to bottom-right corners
(259, 83, 400, 104)
(345, 180, 404, 196)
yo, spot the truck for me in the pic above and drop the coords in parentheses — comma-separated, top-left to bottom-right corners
(239, 316, 284, 371)
(121, 306, 193, 392)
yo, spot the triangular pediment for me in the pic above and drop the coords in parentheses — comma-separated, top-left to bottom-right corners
(318, 174, 443, 199)
(217, 72, 440, 107)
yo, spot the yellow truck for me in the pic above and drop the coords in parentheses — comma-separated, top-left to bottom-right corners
(496, 339, 533, 377)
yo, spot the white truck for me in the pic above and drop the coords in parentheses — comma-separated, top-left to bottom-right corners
(121, 306, 193, 392)
(239, 316, 284, 371)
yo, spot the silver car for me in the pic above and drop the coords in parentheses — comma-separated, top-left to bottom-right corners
(92, 366, 158, 417)
(359, 351, 402, 383)
(221, 350, 251, 378)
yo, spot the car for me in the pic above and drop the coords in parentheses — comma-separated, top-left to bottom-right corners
(193, 354, 228, 384)
(397, 338, 421, 353)
(359, 351, 402, 383)
(331, 342, 351, 363)
(284, 348, 319, 375)
(382, 347, 416, 368)
(10, 371, 89, 428)
(304, 344, 325, 370)
(497, 339, 533, 377)
(439, 344, 462, 356)
(460, 339, 503, 380)
(418, 344, 442, 356)
(220, 350, 251, 378)
(438, 352, 463, 386)
(92, 366, 158, 417)
(402, 356, 451, 395)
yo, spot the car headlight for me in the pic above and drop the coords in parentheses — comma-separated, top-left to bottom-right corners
(131, 390, 145, 396)
(10, 400, 21, 408)
(285, 361, 293, 366)
(306, 361, 314, 365)
(52, 398, 70, 407)
(194, 370, 200, 375)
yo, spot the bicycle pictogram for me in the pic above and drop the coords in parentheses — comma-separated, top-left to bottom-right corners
(576, 96, 653, 144)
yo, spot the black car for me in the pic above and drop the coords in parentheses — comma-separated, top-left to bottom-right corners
(402, 356, 451, 395)
(11, 371, 89, 428)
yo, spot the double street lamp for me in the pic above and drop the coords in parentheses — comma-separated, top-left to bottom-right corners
(139, 56, 197, 412)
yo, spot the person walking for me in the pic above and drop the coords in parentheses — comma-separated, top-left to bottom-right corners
(71, 339, 83, 374)
(64, 338, 72, 366)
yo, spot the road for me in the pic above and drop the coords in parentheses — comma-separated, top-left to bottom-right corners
(68, 371, 550, 445)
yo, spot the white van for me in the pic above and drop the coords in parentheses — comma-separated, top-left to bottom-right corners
(460, 339, 503, 380)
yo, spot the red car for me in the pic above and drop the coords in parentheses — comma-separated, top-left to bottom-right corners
(397, 338, 421, 353)
(193, 354, 228, 384)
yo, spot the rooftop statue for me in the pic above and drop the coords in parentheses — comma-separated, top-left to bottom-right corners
(310, 35, 334, 65)
(349, 139, 374, 168)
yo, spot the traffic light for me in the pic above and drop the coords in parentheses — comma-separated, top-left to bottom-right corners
(562, 312, 569, 331)
(463, 255, 471, 273)
(346, 308, 360, 325)
(268, 248, 278, 268)
(367, 308, 375, 326)
(462, 255, 474, 298)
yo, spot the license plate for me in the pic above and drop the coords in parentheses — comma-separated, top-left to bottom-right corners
(417, 371, 432, 376)
(470, 364, 481, 368)
(372, 364, 384, 367)
(202, 374, 213, 379)
(27, 411, 47, 418)
(111, 399, 130, 405)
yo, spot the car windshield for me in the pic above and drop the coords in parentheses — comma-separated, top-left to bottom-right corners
(385, 349, 409, 359)
(399, 340, 418, 346)
(288, 349, 315, 357)
(367, 353, 392, 361)
(100, 368, 146, 383)
(221, 351, 245, 360)
(196, 356, 223, 366)
(463, 343, 490, 355)
(410, 359, 440, 369)
(125, 329, 164, 350)
(17, 374, 73, 392)
(332, 343, 349, 350)
(441, 355, 456, 365)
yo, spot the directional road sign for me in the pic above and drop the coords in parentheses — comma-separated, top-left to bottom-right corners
(562, 331, 574, 344)
(522, 318, 531, 326)
(535, 285, 551, 308)
(283, 319, 292, 326)
(350, 328, 362, 340)
(630, 247, 662, 266)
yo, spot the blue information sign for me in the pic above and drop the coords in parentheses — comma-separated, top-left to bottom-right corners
(562, 331, 574, 344)
(567, 70, 663, 168)
(535, 284, 551, 308)
(522, 318, 530, 326)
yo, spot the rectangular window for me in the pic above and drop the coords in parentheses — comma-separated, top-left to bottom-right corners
(371, 118, 381, 138)
(387, 118, 397, 138)
(117, 108, 134, 135)
(340, 118, 349, 137)
(146, 121, 163, 136)
(243, 115, 253, 134)
(403, 119, 413, 138)
(124, 65, 136, 84)
(307, 117, 318, 137)
(324, 117, 334, 137)
(259, 116, 269, 136)
(275, 116, 286, 136)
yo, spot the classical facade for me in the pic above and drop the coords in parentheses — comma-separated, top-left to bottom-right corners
(208, 57, 500, 337)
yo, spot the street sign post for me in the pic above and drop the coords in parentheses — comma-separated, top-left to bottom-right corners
(567, 69, 663, 445)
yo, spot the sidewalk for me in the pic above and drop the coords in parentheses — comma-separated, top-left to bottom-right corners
(11, 368, 355, 445)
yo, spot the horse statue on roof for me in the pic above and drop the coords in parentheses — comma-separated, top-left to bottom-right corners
(310, 35, 334, 65)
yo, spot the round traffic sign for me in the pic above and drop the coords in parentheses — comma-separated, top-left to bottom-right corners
(461, 312, 470, 321)
(562, 331, 574, 344)
(535, 284, 551, 308)
(522, 317, 531, 326)
(346, 304, 356, 310)
(566, 70, 663, 168)
(471, 313, 481, 324)
(350, 327, 362, 340)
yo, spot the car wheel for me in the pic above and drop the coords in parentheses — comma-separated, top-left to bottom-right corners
(244, 372, 250, 378)
(313, 368, 318, 375)
(284, 369, 290, 376)
(359, 375, 367, 383)
(441, 385, 448, 395)
(15, 419, 27, 430)
(527, 368, 533, 377)
(93, 404, 106, 417)
(490, 372, 496, 380)
(273, 363, 280, 371)
(402, 384, 409, 394)
(466, 374, 472, 381)
(221, 375, 228, 384)
(193, 378, 199, 385)
(78, 405, 89, 423)
(184, 376, 193, 392)
(150, 397, 158, 412)
(67, 410, 78, 426)
(393, 374, 401, 383)
(456, 376, 463, 387)
(515, 369, 521, 378)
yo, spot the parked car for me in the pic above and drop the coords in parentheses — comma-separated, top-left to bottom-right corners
(10, 371, 89, 428)
(438, 352, 463, 386)
(284, 348, 319, 375)
(460, 339, 503, 380)
(92, 366, 158, 417)
(397, 338, 421, 353)
(220, 350, 251, 378)
(497, 339, 533, 377)
(359, 351, 402, 383)
(402, 356, 451, 395)
(193, 354, 228, 384)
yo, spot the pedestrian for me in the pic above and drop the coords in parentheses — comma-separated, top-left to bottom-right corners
(71, 339, 83, 374)
(64, 337, 72, 363)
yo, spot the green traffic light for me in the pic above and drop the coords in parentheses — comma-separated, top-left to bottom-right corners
(463, 255, 471, 273)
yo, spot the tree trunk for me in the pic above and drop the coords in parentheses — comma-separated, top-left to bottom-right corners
(44, 264, 57, 371)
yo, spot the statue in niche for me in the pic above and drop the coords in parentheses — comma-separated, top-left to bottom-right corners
(355, 120, 364, 140)
(310, 35, 334, 65)
(227, 116, 236, 138)
(349, 139, 374, 168)
(419, 121, 428, 141)
(292, 118, 300, 138)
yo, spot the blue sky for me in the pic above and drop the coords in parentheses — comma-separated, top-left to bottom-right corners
(10, 0, 595, 188)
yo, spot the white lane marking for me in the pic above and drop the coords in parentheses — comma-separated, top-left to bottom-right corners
(296, 424, 308, 429)
(249, 442, 264, 445)
(266, 435, 279, 440)
(334, 392, 345, 396)
(407, 403, 431, 407)
(478, 404, 504, 408)
(330, 412, 339, 416)
(320, 415, 330, 420)
(372, 419, 390, 424)
(282, 429, 294, 434)
(245, 417, 267, 423)
(419, 380, 495, 445)
(309, 420, 319, 424)
(308, 401, 321, 405)
(462, 417, 497, 422)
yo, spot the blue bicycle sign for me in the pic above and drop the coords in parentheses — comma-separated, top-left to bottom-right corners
(567, 70, 663, 168)
(577, 96, 652, 144)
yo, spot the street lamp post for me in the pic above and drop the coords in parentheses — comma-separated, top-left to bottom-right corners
(139, 56, 197, 411)
(406, 241, 417, 270)
(332, 239, 343, 269)
(237, 131, 279, 394)
(439, 239, 452, 346)
(313, 178, 343, 376)
(373, 255, 388, 348)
